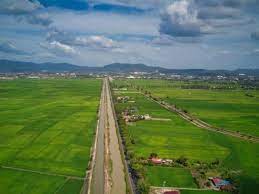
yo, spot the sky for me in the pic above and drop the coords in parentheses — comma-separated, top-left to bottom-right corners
(0, 0, 259, 69)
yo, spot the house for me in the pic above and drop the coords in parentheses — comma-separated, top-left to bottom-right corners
(209, 177, 233, 191)
(211, 178, 230, 187)
(150, 157, 162, 164)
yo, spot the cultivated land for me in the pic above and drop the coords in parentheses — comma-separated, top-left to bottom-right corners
(112, 79, 259, 194)
(118, 79, 259, 137)
(0, 79, 101, 194)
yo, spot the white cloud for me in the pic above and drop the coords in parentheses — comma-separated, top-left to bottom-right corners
(47, 29, 119, 50)
(40, 41, 78, 56)
(159, 0, 255, 37)
(19, 12, 52, 26)
(0, 0, 42, 15)
(0, 0, 52, 27)
(160, 0, 211, 37)
(74, 36, 117, 49)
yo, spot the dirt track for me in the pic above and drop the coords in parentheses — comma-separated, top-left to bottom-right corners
(105, 78, 127, 194)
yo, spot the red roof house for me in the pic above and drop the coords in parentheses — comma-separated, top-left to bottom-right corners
(151, 157, 162, 164)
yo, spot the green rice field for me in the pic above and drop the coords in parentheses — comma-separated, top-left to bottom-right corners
(114, 79, 259, 137)
(0, 78, 101, 194)
(112, 80, 259, 194)
(145, 166, 196, 188)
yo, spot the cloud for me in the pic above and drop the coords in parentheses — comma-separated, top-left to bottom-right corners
(0, 41, 27, 55)
(251, 31, 259, 40)
(74, 36, 117, 48)
(0, 0, 52, 27)
(18, 12, 53, 26)
(160, 0, 211, 37)
(0, 0, 42, 15)
(46, 29, 119, 50)
(159, 0, 255, 37)
(40, 41, 78, 56)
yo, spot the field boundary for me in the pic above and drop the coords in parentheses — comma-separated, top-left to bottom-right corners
(142, 93, 259, 143)
(1, 165, 85, 180)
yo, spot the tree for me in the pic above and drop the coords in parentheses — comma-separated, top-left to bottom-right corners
(137, 179, 150, 194)
(176, 156, 188, 166)
(149, 153, 158, 159)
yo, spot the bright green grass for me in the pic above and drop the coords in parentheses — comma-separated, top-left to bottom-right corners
(56, 179, 84, 194)
(115, 79, 259, 137)
(0, 78, 101, 193)
(113, 88, 259, 194)
(145, 166, 196, 188)
(115, 92, 229, 161)
(0, 168, 82, 194)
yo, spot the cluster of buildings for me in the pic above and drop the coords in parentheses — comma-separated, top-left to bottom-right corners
(122, 113, 151, 123)
(0, 72, 78, 79)
(117, 96, 130, 103)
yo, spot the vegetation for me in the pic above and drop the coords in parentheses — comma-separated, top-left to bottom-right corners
(145, 166, 196, 188)
(112, 79, 259, 194)
(0, 78, 101, 194)
(113, 79, 259, 137)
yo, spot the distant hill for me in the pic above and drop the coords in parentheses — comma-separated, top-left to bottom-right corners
(0, 59, 94, 73)
(103, 63, 165, 73)
(0, 59, 258, 76)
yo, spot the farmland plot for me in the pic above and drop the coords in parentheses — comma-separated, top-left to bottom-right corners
(0, 79, 101, 194)
(114, 79, 259, 137)
(112, 80, 259, 194)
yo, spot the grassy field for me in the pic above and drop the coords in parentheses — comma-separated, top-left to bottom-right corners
(0, 78, 101, 194)
(145, 166, 196, 188)
(112, 80, 259, 194)
(0, 168, 83, 194)
(115, 92, 229, 161)
(114, 79, 259, 137)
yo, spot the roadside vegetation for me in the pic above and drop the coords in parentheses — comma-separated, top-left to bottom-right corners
(0, 78, 101, 194)
(112, 79, 259, 194)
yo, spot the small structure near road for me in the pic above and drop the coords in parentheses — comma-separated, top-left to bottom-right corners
(117, 96, 130, 103)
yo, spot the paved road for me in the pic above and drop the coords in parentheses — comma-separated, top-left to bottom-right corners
(90, 78, 126, 194)
(91, 82, 106, 194)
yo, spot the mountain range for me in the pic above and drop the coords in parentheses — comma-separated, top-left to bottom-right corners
(0, 59, 258, 76)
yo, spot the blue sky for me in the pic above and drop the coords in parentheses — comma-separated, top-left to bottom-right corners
(0, 0, 259, 69)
